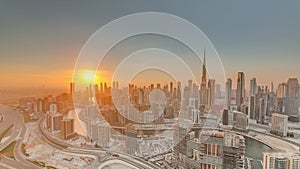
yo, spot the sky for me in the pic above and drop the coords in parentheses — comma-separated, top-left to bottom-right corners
(1, 0, 300, 90)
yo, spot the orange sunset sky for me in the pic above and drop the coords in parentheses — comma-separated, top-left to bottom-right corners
(1, 1, 300, 90)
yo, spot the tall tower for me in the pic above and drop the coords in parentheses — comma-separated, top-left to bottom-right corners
(287, 78, 299, 116)
(270, 82, 274, 93)
(208, 79, 216, 107)
(201, 48, 207, 85)
(70, 82, 75, 95)
(188, 79, 193, 98)
(177, 82, 181, 110)
(170, 82, 173, 95)
(200, 49, 207, 106)
(258, 96, 267, 124)
(236, 72, 245, 111)
(248, 95, 256, 120)
(277, 82, 288, 98)
(225, 78, 232, 108)
(60, 118, 75, 139)
(287, 78, 298, 98)
(250, 78, 257, 96)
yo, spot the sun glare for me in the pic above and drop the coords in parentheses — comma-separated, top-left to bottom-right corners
(83, 70, 96, 83)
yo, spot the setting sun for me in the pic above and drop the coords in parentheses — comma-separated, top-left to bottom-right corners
(72, 69, 108, 91)
(83, 71, 95, 82)
(75, 70, 100, 85)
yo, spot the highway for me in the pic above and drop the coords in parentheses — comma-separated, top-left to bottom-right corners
(0, 104, 39, 169)
(39, 107, 161, 169)
(3, 103, 298, 169)
(0, 156, 31, 169)
(249, 122, 300, 149)
(65, 147, 160, 169)
(13, 122, 39, 169)
(37, 116, 103, 168)
(0, 105, 22, 152)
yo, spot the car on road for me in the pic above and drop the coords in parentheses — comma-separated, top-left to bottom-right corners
(112, 154, 119, 157)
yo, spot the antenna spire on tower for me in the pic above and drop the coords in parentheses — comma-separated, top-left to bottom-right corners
(202, 48, 207, 84)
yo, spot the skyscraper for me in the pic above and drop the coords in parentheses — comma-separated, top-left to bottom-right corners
(200, 49, 207, 106)
(192, 109, 201, 124)
(277, 82, 288, 114)
(215, 84, 221, 99)
(113, 81, 116, 89)
(170, 82, 173, 95)
(277, 83, 288, 98)
(70, 82, 75, 95)
(248, 95, 256, 120)
(208, 79, 216, 107)
(177, 82, 181, 109)
(225, 78, 232, 108)
(258, 96, 267, 124)
(222, 109, 230, 125)
(46, 112, 63, 132)
(60, 118, 75, 139)
(96, 123, 111, 148)
(288, 78, 299, 98)
(250, 78, 257, 96)
(287, 78, 299, 116)
(188, 79, 193, 98)
(94, 84, 99, 97)
(236, 72, 245, 111)
(270, 82, 274, 93)
(100, 82, 103, 93)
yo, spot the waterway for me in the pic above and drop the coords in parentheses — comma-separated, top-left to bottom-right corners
(245, 137, 271, 169)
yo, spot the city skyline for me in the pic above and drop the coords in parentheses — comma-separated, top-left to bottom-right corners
(68, 71, 300, 96)
(9, 67, 300, 169)
(1, 1, 300, 169)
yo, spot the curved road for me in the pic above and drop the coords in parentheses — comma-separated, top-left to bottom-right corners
(0, 104, 39, 169)
(39, 107, 160, 169)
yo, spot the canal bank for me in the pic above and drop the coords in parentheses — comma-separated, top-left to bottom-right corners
(245, 137, 271, 169)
